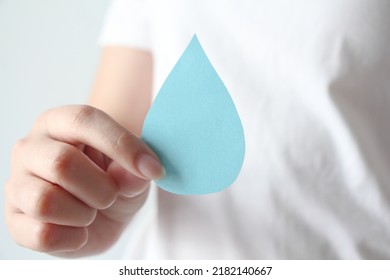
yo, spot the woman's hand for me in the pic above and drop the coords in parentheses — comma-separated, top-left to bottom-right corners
(4, 105, 164, 257)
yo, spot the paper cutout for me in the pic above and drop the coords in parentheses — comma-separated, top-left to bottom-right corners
(141, 35, 245, 195)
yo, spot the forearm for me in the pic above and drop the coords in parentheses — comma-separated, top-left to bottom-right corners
(88, 46, 153, 135)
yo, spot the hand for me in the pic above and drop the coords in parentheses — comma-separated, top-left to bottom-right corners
(4, 105, 164, 257)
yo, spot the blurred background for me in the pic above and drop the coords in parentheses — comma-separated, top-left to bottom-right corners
(0, 0, 131, 259)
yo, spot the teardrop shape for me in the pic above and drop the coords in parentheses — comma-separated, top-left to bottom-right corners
(141, 35, 245, 195)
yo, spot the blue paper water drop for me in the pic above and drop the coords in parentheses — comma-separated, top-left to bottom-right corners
(141, 35, 245, 195)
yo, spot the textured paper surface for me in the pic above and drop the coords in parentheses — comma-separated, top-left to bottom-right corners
(142, 35, 245, 195)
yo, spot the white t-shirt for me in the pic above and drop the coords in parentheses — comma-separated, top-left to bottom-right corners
(100, 0, 390, 259)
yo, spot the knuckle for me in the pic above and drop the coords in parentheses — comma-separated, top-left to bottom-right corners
(112, 131, 129, 151)
(12, 137, 28, 159)
(35, 110, 49, 128)
(4, 198, 17, 228)
(72, 105, 98, 129)
(112, 130, 132, 153)
(51, 145, 76, 180)
(34, 223, 87, 252)
(3, 179, 13, 201)
(31, 186, 56, 221)
(33, 222, 59, 252)
(37, 109, 50, 121)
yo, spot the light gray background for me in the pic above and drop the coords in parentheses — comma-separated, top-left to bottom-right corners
(0, 0, 131, 259)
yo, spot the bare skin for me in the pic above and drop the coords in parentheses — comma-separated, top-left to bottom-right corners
(4, 47, 161, 258)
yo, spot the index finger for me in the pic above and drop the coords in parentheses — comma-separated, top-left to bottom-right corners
(33, 105, 163, 180)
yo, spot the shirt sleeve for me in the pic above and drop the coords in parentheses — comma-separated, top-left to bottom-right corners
(99, 0, 151, 50)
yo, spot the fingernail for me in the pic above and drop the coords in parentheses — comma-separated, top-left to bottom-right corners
(136, 154, 165, 180)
